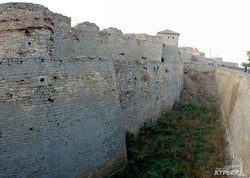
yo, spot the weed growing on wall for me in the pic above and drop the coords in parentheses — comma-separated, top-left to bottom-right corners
(112, 98, 225, 177)
(135, 59, 141, 67)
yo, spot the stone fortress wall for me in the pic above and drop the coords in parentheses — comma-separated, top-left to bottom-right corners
(2, 2, 249, 177)
(0, 3, 183, 177)
(182, 60, 250, 176)
(0, 3, 71, 58)
(0, 2, 163, 62)
(215, 68, 250, 176)
(0, 57, 127, 178)
(179, 47, 239, 68)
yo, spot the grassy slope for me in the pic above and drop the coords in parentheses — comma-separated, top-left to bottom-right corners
(112, 72, 226, 178)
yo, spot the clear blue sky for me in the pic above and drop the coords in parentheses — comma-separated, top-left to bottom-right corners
(1, 0, 250, 66)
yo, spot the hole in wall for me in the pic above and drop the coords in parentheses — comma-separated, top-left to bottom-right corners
(161, 57, 165, 63)
(119, 53, 125, 56)
(59, 60, 62, 62)
(72, 35, 79, 41)
(29, 127, 33, 131)
(41, 59, 44, 62)
(0, 130, 2, 138)
(25, 28, 31, 36)
(48, 50, 52, 55)
(53, 76, 57, 80)
(48, 98, 55, 102)
(50, 37, 54, 42)
(6, 93, 13, 98)
(40, 78, 45, 82)
(20, 60, 23, 64)
(142, 57, 147, 60)
(18, 52, 24, 56)
(28, 42, 31, 45)
(57, 123, 60, 126)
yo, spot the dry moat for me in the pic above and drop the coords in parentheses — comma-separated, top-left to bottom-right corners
(0, 3, 249, 178)
(113, 71, 227, 177)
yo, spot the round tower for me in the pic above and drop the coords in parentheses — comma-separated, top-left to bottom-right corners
(0, 3, 71, 58)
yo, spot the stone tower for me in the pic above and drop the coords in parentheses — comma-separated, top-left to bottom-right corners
(0, 3, 71, 58)
(157, 29, 180, 46)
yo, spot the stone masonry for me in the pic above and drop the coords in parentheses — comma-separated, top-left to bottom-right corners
(0, 2, 183, 177)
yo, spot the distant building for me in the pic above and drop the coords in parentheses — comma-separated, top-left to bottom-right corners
(157, 29, 180, 46)
(179, 47, 239, 68)
(192, 48, 201, 56)
(179, 47, 206, 62)
(212, 57, 223, 64)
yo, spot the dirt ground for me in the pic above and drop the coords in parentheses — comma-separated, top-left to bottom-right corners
(180, 70, 218, 103)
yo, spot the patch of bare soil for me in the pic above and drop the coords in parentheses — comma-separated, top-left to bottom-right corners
(181, 71, 218, 103)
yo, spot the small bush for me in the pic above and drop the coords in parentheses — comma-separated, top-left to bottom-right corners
(202, 72, 209, 75)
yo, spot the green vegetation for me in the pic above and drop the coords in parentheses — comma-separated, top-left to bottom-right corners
(113, 99, 225, 178)
(135, 59, 141, 66)
(242, 51, 250, 67)
(202, 72, 209, 75)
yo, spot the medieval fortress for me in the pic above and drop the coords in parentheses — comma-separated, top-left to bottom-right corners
(0, 3, 249, 177)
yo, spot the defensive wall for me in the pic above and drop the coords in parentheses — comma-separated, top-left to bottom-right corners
(2, 2, 249, 177)
(0, 57, 127, 178)
(182, 62, 250, 176)
(179, 47, 239, 68)
(183, 62, 216, 73)
(0, 2, 183, 177)
(215, 68, 250, 176)
(0, 3, 163, 62)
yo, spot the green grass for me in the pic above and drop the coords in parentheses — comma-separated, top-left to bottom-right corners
(112, 99, 225, 178)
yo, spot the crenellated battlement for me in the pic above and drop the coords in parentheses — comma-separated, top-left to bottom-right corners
(0, 3, 179, 62)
